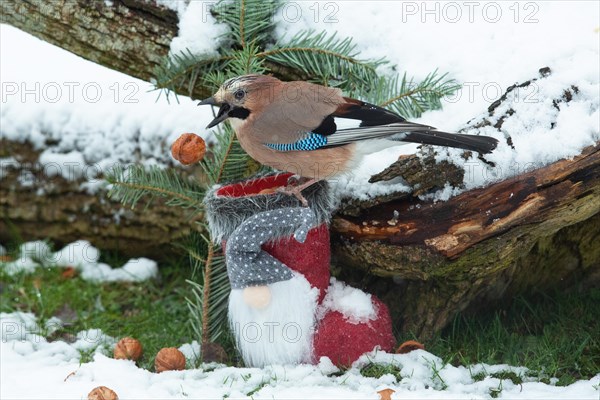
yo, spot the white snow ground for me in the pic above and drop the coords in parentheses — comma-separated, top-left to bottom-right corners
(1, 1, 600, 398)
(1, 240, 158, 283)
(1, 312, 598, 400)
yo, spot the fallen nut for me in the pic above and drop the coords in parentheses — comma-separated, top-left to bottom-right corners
(114, 337, 143, 361)
(155, 347, 186, 373)
(88, 386, 118, 400)
(202, 341, 228, 364)
(377, 388, 395, 400)
(396, 340, 425, 354)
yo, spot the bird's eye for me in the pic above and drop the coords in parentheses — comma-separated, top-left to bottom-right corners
(234, 89, 245, 100)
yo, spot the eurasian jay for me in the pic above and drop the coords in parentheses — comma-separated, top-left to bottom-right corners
(199, 74, 498, 204)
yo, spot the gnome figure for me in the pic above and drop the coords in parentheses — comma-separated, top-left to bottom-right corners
(204, 172, 395, 367)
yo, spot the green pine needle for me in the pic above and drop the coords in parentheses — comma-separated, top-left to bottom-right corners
(106, 164, 205, 217)
(262, 30, 385, 90)
(212, 0, 282, 49)
(154, 49, 231, 101)
(201, 125, 252, 185)
(371, 71, 461, 118)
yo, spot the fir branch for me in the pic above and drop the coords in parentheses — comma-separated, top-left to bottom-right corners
(264, 30, 385, 91)
(106, 164, 204, 215)
(201, 125, 250, 185)
(366, 71, 461, 118)
(215, 133, 236, 184)
(239, 0, 246, 48)
(227, 43, 267, 76)
(257, 46, 361, 65)
(154, 50, 232, 100)
(185, 243, 230, 346)
(212, 0, 281, 49)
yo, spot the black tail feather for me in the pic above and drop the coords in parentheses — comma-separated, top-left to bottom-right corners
(399, 130, 499, 154)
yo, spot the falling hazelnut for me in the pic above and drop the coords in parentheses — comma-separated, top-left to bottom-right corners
(171, 133, 206, 165)
(114, 337, 143, 361)
(87, 386, 118, 400)
(155, 347, 186, 373)
(396, 340, 425, 354)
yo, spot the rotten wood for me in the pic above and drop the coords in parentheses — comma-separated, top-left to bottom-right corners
(334, 145, 599, 259)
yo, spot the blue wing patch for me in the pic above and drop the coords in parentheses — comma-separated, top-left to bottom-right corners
(265, 132, 328, 152)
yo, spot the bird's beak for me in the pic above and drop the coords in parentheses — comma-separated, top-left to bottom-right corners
(197, 96, 217, 106)
(205, 103, 231, 129)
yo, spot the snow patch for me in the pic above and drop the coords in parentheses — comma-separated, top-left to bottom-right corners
(0, 24, 216, 185)
(178, 340, 201, 365)
(334, 51, 599, 201)
(169, 1, 228, 58)
(1, 312, 599, 399)
(319, 278, 377, 324)
(3, 257, 39, 276)
(80, 258, 159, 283)
(38, 150, 87, 180)
(1, 240, 158, 283)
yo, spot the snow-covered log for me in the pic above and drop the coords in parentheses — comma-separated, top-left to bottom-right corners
(1, 0, 307, 100)
(0, 140, 196, 260)
(1, 0, 178, 91)
(330, 72, 599, 337)
(332, 144, 599, 337)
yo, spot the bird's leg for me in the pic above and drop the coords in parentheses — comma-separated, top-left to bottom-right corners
(277, 178, 320, 206)
(286, 174, 305, 186)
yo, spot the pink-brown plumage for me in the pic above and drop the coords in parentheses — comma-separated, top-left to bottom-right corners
(227, 77, 355, 179)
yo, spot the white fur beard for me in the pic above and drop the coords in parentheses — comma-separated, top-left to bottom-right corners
(228, 274, 318, 367)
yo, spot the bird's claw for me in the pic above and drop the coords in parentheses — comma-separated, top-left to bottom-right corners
(276, 178, 319, 207)
(276, 185, 309, 207)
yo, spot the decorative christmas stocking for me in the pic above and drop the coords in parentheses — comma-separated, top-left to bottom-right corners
(204, 172, 395, 367)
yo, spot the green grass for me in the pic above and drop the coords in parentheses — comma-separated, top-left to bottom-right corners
(0, 255, 200, 370)
(412, 288, 600, 386)
(360, 361, 403, 381)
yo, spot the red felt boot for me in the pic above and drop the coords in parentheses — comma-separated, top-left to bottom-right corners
(204, 172, 396, 367)
(204, 173, 333, 366)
